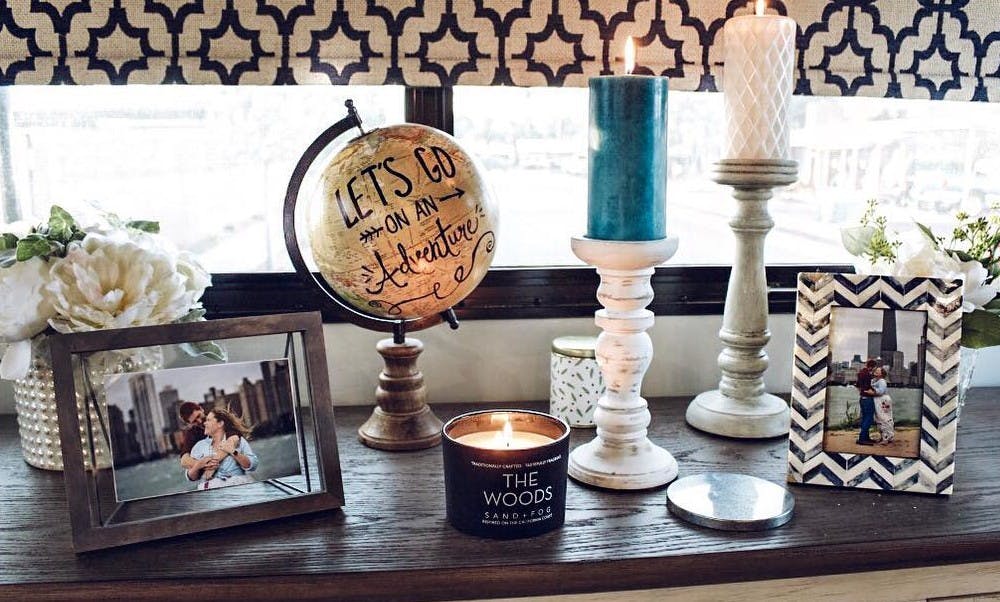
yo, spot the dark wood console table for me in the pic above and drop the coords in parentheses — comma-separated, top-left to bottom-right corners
(2, 391, 999, 601)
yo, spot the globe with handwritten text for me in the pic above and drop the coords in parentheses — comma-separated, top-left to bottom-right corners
(307, 124, 499, 320)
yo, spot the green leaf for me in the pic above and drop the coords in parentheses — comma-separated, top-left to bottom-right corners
(915, 222, 939, 247)
(48, 205, 76, 241)
(127, 220, 160, 233)
(962, 309, 1000, 349)
(179, 340, 228, 362)
(0, 233, 18, 250)
(984, 296, 1000, 311)
(177, 308, 206, 323)
(15, 234, 51, 261)
(841, 226, 875, 257)
(950, 250, 976, 263)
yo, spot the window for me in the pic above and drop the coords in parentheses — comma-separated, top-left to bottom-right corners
(1, 85, 403, 272)
(3, 85, 996, 318)
(453, 87, 1000, 267)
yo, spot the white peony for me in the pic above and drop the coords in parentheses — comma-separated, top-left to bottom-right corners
(126, 230, 210, 312)
(893, 230, 954, 278)
(892, 231, 999, 312)
(0, 257, 55, 341)
(177, 250, 211, 304)
(950, 256, 1000, 311)
(45, 233, 195, 333)
(0, 257, 56, 379)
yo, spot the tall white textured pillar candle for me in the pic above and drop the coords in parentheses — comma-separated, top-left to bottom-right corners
(686, 0, 798, 439)
(722, 0, 795, 161)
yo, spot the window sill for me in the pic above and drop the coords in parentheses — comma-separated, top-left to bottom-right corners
(2, 390, 998, 600)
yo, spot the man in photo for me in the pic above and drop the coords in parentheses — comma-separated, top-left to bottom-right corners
(177, 401, 206, 472)
(185, 408, 259, 490)
(856, 358, 878, 446)
(179, 402, 245, 482)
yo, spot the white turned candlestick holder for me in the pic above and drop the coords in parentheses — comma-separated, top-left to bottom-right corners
(686, 160, 797, 439)
(568, 236, 679, 490)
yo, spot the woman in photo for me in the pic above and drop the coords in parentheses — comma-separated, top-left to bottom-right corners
(872, 367, 895, 445)
(186, 408, 259, 490)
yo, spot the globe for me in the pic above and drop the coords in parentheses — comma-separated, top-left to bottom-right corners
(307, 124, 499, 321)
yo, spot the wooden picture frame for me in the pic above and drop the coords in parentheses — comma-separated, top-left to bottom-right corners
(51, 311, 343, 551)
(788, 273, 964, 495)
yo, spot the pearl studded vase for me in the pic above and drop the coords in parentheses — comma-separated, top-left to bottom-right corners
(14, 339, 163, 471)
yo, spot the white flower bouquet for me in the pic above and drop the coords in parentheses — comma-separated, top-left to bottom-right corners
(0, 206, 216, 379)
(842, 200, 1000, 349)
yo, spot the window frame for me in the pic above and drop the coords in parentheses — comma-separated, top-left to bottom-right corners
(198, 86, 849, 322)
(202, 264, 851, 322)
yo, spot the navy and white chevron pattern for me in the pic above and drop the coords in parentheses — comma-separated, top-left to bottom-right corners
(0, 1, 997, 100)
(788, 272, 964, 495)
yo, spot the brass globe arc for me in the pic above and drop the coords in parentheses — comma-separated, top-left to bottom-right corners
(282, 101, 450, 337)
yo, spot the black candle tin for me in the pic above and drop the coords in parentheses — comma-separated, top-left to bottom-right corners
(442, 410, 570, 538)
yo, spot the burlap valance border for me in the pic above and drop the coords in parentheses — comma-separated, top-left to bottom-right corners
(1, 1, 996, 101)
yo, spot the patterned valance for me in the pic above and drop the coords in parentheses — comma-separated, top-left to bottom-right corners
(1, 1, 996, 101)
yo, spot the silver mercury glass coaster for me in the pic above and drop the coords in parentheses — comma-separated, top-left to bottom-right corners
(666, 472, 794, 531)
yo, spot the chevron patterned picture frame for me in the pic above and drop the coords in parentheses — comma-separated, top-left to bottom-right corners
(788, 273, 964, 495)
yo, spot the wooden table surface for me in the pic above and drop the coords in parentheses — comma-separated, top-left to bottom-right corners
(2, 391, 999, 601)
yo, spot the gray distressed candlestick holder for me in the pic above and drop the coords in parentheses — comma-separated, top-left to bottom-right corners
(568, 235, 679, 490)
(686, 159, 797, 439)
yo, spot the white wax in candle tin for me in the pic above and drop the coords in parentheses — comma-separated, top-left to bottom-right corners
(722, 11, 796, 160)
(454, 430, 555, 450)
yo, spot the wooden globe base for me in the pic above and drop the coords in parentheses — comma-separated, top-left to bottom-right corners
(358, 337, 443, 451)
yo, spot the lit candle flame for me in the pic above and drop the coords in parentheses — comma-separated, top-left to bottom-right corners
(624, 37, 636, 75)
(501, 416, 513, 448)
(755, 0, 765, 16)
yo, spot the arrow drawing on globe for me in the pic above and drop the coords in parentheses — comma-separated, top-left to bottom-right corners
(360, 225, 384, 244)
(306, 124, 497, 321)
(438, 188, 464, 203)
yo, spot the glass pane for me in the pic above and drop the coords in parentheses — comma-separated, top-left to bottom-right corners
(2, 85, 404, 272)
(454, 87, 589, 268)
(72, 331, 323, 525)
(453, 87, 1000, 267)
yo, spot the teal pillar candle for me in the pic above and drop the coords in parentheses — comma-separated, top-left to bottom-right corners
(587, 76, 668, 241)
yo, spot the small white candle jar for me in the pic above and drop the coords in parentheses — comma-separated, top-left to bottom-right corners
(549, 336, 604, 428)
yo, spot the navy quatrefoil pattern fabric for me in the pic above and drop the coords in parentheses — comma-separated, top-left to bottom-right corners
(0, 1, 997, 101)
